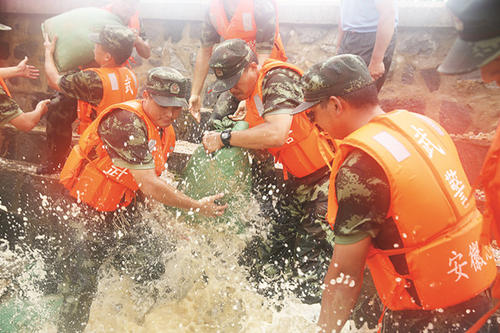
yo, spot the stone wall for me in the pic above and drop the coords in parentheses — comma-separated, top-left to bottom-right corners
(1, 3, 499, 139)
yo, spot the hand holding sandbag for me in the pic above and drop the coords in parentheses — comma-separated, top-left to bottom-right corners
(197, 193, 228, 217)
(41, 7, 123, 72)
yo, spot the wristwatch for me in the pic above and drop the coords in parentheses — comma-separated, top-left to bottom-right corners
(220, 129, 232, 148)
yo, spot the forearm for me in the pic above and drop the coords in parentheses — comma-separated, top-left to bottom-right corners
(44, 51, 61, 91)
(9, 109, 44, 132)
(191, 46, 212, 96)
(318, 267, 364, 332)
(370, 8, 395, 65)
(0, 66, 20, 80)
(138, 174, 202, 212)
(134, 37, 151, 59)
(230, 115, 291, 149)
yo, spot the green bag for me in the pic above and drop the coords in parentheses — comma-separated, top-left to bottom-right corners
(177, 120, 254, 233)
(41, 7, 123, 72)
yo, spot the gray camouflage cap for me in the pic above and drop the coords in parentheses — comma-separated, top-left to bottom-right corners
(209, 39, 256, 93)
(438, 0, 500, 74)
(292, 54, 373, 115)
(0, 24, 12, 31)
(146, 67, 189, 109)
(89, 25, 135, 64)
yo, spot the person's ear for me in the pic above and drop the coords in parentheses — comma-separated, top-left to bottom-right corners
(329, 96, 343, 115)
(142, 90, 149, 99)
(104, 52, 112, 63)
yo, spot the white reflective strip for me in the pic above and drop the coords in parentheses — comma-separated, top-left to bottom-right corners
(131, 71, 137, 87)
(108, 73, 119, 91)
(414, 113, 445, 136)
(242, 13, 253, 32)
(373, 131, 410, 162)
(254, 95, 265, 116)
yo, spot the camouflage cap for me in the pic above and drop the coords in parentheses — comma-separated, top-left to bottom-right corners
(209, 39, 256, 93)
(438, 0, 500, 75)
(292, 55, 373, 115)
(89, 25, 135, 64)
(146, 67, 189, 109)
(0, 24, 12, 31)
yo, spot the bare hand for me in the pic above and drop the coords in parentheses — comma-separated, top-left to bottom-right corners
(198, 193, 227, 217)
(16, 57, 39, 79)
(228, 100, 246, 121)
(35, 99, 51, 115)
(368, 60, 385, 81)
(43, 33, 57, 55)
(202, 131, 223, 154)
(188, 94, 201, 123)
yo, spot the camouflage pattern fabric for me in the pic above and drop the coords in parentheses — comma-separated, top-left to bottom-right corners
(45, 92, 78, 167)
(208, 91, 240, 128)
(146, 67, 190, 108)
(261, 67, 303, 115)
(0, 84, 22, 126)
(201, 0, 276, 53)
(56, 201, 165, 333)
(59, 70, 103, 106)
(98, 108, 155, 169)
(241, 169, 335, 304)
(89, 25, 136, 64)
(333, 149, 390, 244)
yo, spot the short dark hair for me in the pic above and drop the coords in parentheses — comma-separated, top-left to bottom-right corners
(341, 83, 379, 109)
(105, 47, 129, 66)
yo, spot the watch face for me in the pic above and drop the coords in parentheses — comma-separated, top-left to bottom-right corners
(221, 132, 230, 140)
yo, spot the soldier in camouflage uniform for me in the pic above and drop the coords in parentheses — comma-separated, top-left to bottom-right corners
(293, 55, 497, 332)
(40, 25, 138, 174)
(202, 39, 335, 304)
(0, 23, 50, 131)
(56, 67, 226, 332)
(189, 0, 280, 124)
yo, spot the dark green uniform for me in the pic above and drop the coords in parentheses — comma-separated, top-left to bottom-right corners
(57, 109, 165, 332)
(57, 66, 187, 333)
(240, 66, 334, 304)
(335, 149, 496, 332)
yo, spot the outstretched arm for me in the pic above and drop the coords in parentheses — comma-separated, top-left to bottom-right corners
(9, 99, 50, 132)
(129, 168, 227, 217)
(318, 237, 372, 332)
(0, 57, 40, 80)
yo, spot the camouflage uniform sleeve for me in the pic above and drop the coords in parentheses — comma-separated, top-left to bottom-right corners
(0, 84, 23, 126)
(58, 70, 103, 106)
(334, 149, 391, 245)
(254, 0, 277, 53)
(261, 68, 303, 116)
(97, 109, 155, 170)
(200, 8, 220, 47)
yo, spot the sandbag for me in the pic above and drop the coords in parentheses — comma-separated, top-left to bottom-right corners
(41, 7, 124, 72)
(177, 120, 254, 232)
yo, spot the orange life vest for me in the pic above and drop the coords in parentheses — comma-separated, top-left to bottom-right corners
(60, 99, 176, 212)
(245, 59, 334, 179)
(0, 76, 11, 97)
(77, 67, 138, 134)
(327, 110, 496, 310)
(209, 0, 287, 61)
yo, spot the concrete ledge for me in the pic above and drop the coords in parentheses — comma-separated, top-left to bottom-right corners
(0, 0, 453, 28)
